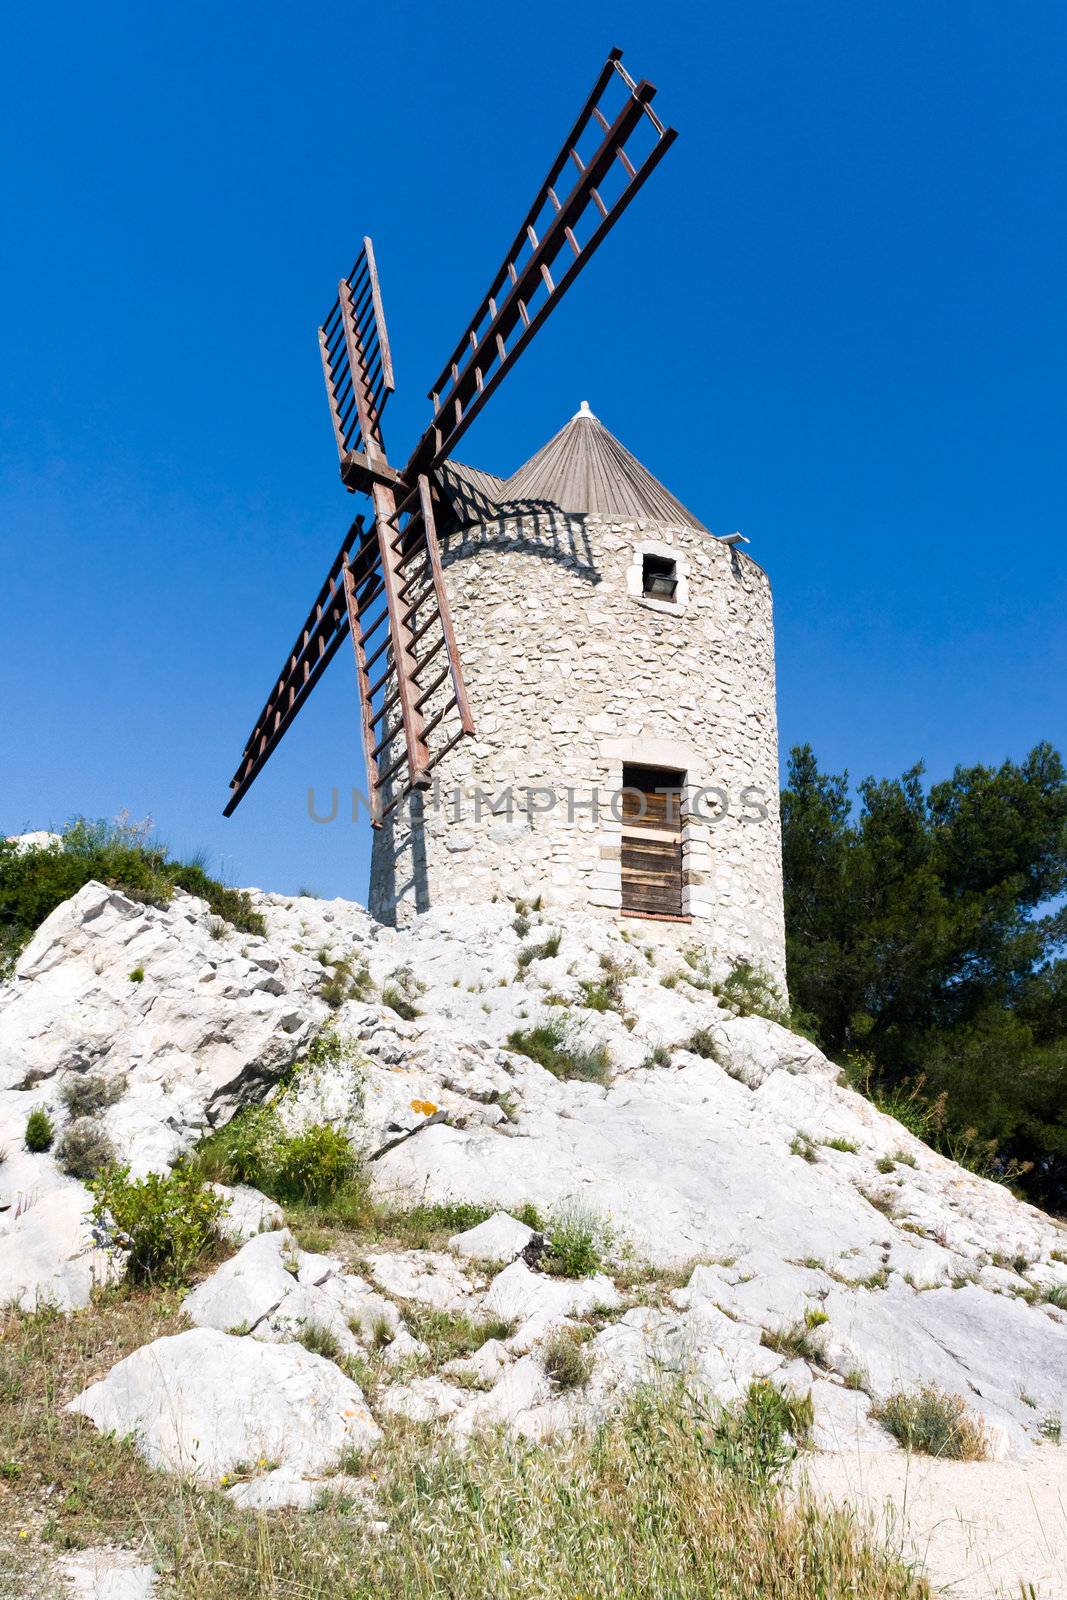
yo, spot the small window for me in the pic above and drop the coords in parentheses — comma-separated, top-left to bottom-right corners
(642, 553, 677, 601)
(620, 763, 685, 918)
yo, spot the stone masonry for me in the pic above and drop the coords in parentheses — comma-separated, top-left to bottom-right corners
(369, 500, 786, 988)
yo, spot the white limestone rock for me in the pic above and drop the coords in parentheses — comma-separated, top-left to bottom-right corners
(0, 882, 323, 1174)
(67, 1328, 381, 1481)
(806, 1378, 898, 1454)
(449, 1355, 552, 1442)
(181, 1228, 299, 1334)
(213, 1183, 283, 1245)
(55, 1546, 157, 1599)
(443, 1337, 512, 1386)
(484, 1260, 621, 1335)
(0, 1185, 124, 1312)
(379, 1376, 467, 1422)
(366, 1249, 483, 1312)
(448, 1211, 536, 1263)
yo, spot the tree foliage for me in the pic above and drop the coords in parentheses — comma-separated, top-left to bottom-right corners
(781, 742, 1067, 1207)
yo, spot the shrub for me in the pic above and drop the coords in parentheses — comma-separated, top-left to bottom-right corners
(714, 959, 819, 1041)
(825, 1137, 858, 1154)
(544, 1205, 612, 1279)
(790, 1132, 818, 1163)
(705, 1379, 814, 1487)
(24, 1108, 54, 1152)
(761, 1319, 826, 1365)
(55, 1118, 116, 1180)
(128, 967, 144, 983)
(1044, 1284, 1067, 1310)
(843, 1058, 1032, 1189)
(543, 1330, 592, 1390)
(60, 1072, 126, 1119)
(190, 1103, 280, 1187)
(88, 1164, 225, 1282)
(506, 1018, 612, 1085)
(872, 1386, 988, 1459)
(271, 1124, 356, 1204)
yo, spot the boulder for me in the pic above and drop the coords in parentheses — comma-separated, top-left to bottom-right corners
(181, 1228, 299, 1333)
(55, 1546, 157, 1599)
(67, 1328, 380, 1480)
(213, 1183, 283, 1245)
(366, 1250, 482, 1313)
(448, 1211, 536, 1263)
(379, 1376, 467, 1422)
(0, 1185, 124, 1312)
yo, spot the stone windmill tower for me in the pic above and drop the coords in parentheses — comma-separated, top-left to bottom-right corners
(224, 50, 786, 985)
(371, 403, 786, 984)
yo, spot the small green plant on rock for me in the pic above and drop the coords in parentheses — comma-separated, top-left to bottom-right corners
(790, 1132, 818, 1163)
(825, 1137, 858, 1155)
(381, 983, 421, 1020)
(128, 967, 144, 983)
(319, 955, 374, 1010)
(516, 931, 561, 971)
(24, 1108, 55, 1152)
(683, 1028, 721, 1062)
(505, 1018, 611, 1084)
(872, 1386, 988, 1459)
(298, 1321, 342, 1361)
(544, 1205, 612, 1279)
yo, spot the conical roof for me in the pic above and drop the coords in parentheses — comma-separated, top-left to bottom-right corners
(437, 403, 706, 532)
(500, 402, 706, 530)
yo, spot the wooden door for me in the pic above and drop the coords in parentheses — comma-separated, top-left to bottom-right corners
(620, 763, 685, 917)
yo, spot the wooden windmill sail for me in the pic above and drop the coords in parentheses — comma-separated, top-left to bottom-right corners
(224, 48, 677, 824)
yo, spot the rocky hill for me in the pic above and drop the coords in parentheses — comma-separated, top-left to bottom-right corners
(1, 861, 1066, 1595)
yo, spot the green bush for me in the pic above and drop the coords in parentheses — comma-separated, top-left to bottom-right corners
(705, 1379, 814, 1487)
(714, 959, 819, 1042)
(871, 1385, 988, 1460)
(506, 1018, 611, 1084)
(55, 1118, 115, 1180)
(24, 1109, 54, 1153)
(189, 1104, 358, 1208)
(191, 1103, 280, 1187)
(60, 1072, 126, 1119)
(271, 1124, 356, 1204)
(319, 956, 374, 1010)
(88, 1164, 225, 1283)
(0, 816, 264, 974)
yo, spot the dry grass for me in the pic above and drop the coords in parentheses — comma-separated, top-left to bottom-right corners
(871, 1386, 989, 1460)
(0, 1287, 930, 1600)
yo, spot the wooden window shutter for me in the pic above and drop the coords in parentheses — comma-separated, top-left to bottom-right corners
(620, 763, 685, 917)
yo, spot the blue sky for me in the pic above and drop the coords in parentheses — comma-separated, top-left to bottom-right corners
(2, 1, 1064, 899)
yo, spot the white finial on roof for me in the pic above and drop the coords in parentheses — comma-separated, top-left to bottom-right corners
(572, 399, 598, 421)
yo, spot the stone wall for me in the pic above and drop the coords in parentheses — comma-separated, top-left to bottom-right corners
(369, 508, 787, 988)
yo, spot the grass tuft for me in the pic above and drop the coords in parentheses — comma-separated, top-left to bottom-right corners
(871, 1385, 989, 1459)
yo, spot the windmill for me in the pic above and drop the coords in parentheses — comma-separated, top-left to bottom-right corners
(224, 48, 677, 827)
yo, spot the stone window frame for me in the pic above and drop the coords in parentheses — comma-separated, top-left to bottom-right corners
(626, 537, 689, 617)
